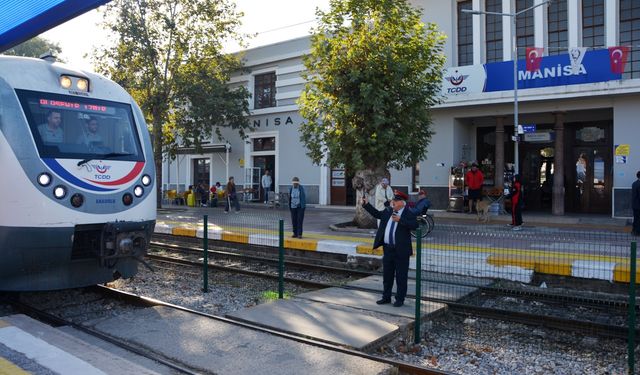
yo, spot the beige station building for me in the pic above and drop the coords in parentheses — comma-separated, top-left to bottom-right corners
(162, 0, 640, 218)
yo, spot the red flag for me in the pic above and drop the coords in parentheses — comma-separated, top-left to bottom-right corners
(525, 47, 544, 72)
(608, 46, 630, 74)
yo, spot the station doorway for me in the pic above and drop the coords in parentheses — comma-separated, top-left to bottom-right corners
(477, 120, 612, 214)
(252, 155, 275, 202)
(193, 158, 210, 188)
(330, 168, 355, 205)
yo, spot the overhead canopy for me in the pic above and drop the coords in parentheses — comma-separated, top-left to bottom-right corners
(0, 0, 110, 53)
(177, 144, 231, 155)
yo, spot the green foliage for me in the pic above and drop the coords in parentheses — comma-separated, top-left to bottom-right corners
(93, 0, 251, 157)
(261, 290, 291, 301)
(4, 37, 62, 58)
(298, 0, 446, 172)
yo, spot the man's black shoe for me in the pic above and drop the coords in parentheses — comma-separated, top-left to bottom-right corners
(393, 301, 404, 307)
(376, 298, 391, 305)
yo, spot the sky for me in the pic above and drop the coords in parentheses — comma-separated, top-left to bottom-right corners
(41, 0, 330, 71)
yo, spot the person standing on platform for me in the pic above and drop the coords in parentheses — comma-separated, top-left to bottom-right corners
(261, 170, 272, 204)
(362, 190, 418, 307)
(374, 178, 394, 226)
(289, 177, 306, 238)
(224, 176, 240, 213)
(465, 162, 484, 213)
(632, 171, 640, 236)
(510, 175, 523, 230)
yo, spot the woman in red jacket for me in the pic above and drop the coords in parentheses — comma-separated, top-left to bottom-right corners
(510, 175, 523, 230)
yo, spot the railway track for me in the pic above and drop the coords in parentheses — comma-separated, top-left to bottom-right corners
(149, 235, 639, 341)
(3, 286, 448, 375)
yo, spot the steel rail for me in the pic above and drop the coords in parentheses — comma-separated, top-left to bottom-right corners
(150, 238, 374, 277)
(147, 251, 636, 340)
(93, 285, 451, 375)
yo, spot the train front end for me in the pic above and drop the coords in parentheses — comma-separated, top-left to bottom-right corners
(0, 56, 156, 291)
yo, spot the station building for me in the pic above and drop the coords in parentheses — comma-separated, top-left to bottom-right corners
(162, 0, 640, 218)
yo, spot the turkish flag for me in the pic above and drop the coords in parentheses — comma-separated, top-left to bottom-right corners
(608, 46, 630, 74)
(525, 47, 544, 72)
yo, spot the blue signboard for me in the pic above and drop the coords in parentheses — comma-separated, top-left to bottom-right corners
(484, 49, 620, 92)
(0, 0, 110, 52)
(522, 124, 536, 133)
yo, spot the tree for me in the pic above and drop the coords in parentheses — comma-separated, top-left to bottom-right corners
(298, 0, 446, 228)
(93, 0, 251, 207)
(4, 36, 62, 58)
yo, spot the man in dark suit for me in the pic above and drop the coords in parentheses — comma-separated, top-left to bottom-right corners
(633, 171, 640, 236)
(362, 190, 418, 307)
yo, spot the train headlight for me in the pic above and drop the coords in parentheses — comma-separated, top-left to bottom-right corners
(60, 76, 72, 89)
(133, 185, 144, 197)
(76, 78, 89, 91)
(122, 193, 133, 206)
(37, 172, 52, 187)
(53, 185, 67, 199)
(70, 193, 84, 207)
(141, 174, 151, 186)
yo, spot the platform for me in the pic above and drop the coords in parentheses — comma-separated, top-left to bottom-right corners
(83, 305, 392, 375)
(227, 276, 480, 350)
(0, 314, 164, 375)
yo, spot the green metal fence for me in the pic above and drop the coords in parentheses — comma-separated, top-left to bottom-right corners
(413, 222, 638, 373)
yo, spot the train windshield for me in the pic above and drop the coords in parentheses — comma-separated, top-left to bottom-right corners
(16, 90, 144, 161)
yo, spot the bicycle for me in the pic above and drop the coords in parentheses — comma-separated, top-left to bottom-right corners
(411, 213, 434, 238)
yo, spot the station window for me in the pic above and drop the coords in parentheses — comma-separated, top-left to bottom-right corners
(547, 0, 568, 56)
(457, 0, 473, 66)
(582, 0, 604, 49)
(254, 72, 276, 109)
(485, 0, 503, 63)
(516, 0, 535, 60)
(253, 137, 276, 152)
(620, 0, 640, 78)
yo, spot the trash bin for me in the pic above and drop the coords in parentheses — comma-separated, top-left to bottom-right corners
(187, 193, 195, 207)
(489, 202, 500, 216)
(447, 196, 464, 212)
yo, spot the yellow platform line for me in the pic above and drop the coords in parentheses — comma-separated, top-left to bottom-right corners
(0, 358, 30, 375)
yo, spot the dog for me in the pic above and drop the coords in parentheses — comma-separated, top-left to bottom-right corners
(476, 199, 491, 223)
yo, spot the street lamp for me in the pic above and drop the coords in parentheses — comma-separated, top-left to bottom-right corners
(463, 0, 551, 174)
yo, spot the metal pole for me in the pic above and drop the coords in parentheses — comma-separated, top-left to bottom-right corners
(414, 228, 422, 345)
(203, 215, 209, 293)
(278, 219, 284, 299)
(628, 241, 637, 375)
(512, 13, 519, 175)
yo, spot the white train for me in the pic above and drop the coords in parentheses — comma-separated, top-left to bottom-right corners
(0, 55, 156, 291)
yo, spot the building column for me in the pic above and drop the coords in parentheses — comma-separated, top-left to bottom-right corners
(553, 112, 565, 216)
(472, 0, 482, 65)
(495, 117, 505, 188)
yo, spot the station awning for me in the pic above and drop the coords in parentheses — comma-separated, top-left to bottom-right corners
(176, 144, 231, 155)
(0, 0, 110, 52)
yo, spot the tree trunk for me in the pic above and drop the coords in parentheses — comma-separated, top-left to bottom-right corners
(352, 168, 389, 228)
